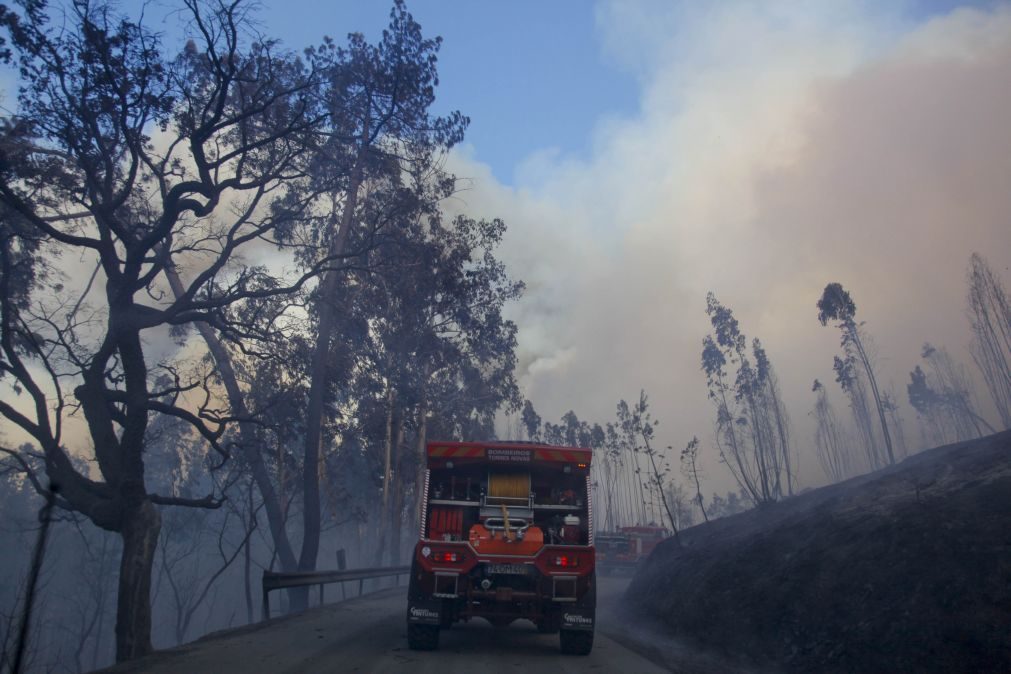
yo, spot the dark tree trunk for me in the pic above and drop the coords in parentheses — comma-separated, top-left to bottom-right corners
(244, 483, 254, 625)
(166, 265, 307, 613)
(114, 500, 160, 663)
(164, 265, 298, 574)
(850, 325, 895, 465)
(414, 386, 429, 531)
(300, 116, 370, 585)
(390, 418, 406, 566)
(374, 388, 396, 567)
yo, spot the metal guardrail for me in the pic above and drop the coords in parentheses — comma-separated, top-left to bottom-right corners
(261, 565, 411, 620)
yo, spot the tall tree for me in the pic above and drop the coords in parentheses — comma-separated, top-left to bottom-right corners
(521, 400, 542, 441)
(295, 0, 468, 582)
(679, 437, 708, 522)
(0, 0, 326, 659)
(163, 268, 304, 595)
(326, 210, 522, 566)
(810, 379, 853, 482)
(966, 253, 1011, 429)
(702, 293, 791, 503)
(818, 283, 895, 465)
(907, 343, 993, 445)
(833, 353, 884, 470)
(753, 338, 795, 495)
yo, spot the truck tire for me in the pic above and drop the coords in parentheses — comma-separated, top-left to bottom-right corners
(407, 623, 439, 651)
(559, 629, 594, 655)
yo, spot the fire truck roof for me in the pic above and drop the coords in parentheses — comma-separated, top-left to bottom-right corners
(425, 440, 592, 467)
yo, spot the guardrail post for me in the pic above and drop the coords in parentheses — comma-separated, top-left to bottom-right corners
(259, 565, 409, 621)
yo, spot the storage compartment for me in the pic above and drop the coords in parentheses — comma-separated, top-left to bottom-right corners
(429, 507, 464, 541)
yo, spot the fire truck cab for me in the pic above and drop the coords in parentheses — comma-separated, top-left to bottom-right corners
(406, 441, 596, 655)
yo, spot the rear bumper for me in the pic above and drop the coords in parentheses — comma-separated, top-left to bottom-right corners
(406, 553, 596, 629)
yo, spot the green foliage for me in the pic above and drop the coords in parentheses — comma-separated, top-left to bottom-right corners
(817, 282, 856, 326)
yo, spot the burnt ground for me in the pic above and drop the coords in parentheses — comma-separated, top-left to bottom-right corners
(625, 431, 1011, 674)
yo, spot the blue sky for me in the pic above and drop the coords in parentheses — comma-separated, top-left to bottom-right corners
(256, 0, 639, 186)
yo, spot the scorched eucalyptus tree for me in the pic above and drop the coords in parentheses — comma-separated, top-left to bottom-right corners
(702, 293, 792, 503)
(818, 283, 895, 466)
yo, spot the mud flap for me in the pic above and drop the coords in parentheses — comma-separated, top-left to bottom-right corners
(560, 607, 595, 631)
(560, 572, 596, 631)
(407, 599, 441, 625)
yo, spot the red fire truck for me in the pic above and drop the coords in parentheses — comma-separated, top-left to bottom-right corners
(596, 525, 668, 574)
(406, 441, 596, 654)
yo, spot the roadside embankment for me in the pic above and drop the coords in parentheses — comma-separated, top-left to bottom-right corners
(627, 431, 1011, 673)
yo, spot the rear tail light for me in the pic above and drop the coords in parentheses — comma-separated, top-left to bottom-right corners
(535, 547, 595, 575)
(433, 551, 463, 563)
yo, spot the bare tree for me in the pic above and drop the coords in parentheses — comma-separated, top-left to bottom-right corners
(882, 389, 909, 460)
(754, 339, 795, 495)
(966, 253, 1011, 429)
(664, 481, 696, 531)
(702, 294, 791, 502)
(679, 437, 708, 522)
(617, 392, 680, 541)
(810, 379, 853, 482)
(908, 343, 993, 445)
(58, 527, 117, 673)
(156, 499, 260, 645)
(0, 1, 330, 660)
(833, 353, 885, 470)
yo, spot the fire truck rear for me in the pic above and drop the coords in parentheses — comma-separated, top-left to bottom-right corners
(406, 441, 596, 655)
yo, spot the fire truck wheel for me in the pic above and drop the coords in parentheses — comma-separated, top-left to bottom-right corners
(559, 629, 594, 655)
(407, 623, 439, 651)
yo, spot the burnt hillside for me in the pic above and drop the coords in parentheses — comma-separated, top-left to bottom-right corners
(626, 431, 1011, 673)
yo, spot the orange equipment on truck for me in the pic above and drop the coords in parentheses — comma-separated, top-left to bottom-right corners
(406, 441, 596, 655)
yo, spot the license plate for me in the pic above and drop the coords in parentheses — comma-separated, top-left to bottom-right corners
(486, 564, 528, 575)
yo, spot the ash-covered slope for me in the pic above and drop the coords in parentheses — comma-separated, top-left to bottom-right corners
(626, 431, 1011, 673)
